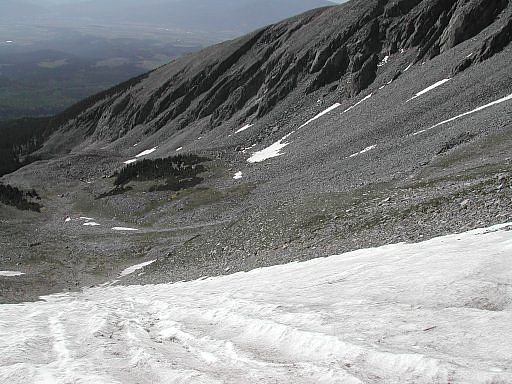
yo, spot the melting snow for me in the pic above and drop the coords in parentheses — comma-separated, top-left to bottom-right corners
(407, 79, 450, 102)
(247, 132, 293, 163)
(348, 144, 377, 158)
(235, 124, 254, 134)
(83, 222, 101, 227)
(0, 224, 511, 382)
(112, 227, 139, 232)
(233, 171, 243, 180)
(0, 271, 24, 277)
(120, 260, 157, 277)
(135, 147, 158, 158)
(377, 55, 390, 67)
(343, 93, 372, 113)
(123, 159, 137, 165)
(413, 92, 512, 136)
(298, 103, 341, 129)
(241, 143, 257, 154)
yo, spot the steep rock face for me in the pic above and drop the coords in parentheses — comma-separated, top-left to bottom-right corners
(45, 0, 511, 149)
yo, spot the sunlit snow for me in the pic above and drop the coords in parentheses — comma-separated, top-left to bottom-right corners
(235, 124, 254, 134)
(0, 271, 24, 277)
(348, 144, 377, 158)
(413, 92, 512, 136)
(377, 55, 389, 67)
(112, 227, 139, 232)
(135, 147, 158, 158)
(0, 224, 511, 383)
(120, 260, 157, 277)
(175, 147, 183, 152)
(233, 171, 243, 180)
(123, 159, 137, 165)
(407, 79, 450, 102)
(298, 103, 341, 129)
(83, 222, 101, 227)
(247, 132, 293, 163)
(343, 93, 372, 114)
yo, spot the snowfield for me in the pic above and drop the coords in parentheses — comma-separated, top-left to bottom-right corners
(1, 224, 512, 383)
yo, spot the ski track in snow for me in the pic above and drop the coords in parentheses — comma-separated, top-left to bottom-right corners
(1, 224, 512, 383)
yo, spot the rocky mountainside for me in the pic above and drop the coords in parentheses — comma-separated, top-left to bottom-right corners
(1, 0, 512, 302)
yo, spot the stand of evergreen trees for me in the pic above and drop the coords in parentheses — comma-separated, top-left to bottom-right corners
(0, 184, 42, 212)
(114, 154, 208, 191)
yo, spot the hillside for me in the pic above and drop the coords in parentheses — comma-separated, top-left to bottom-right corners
(0, 0, 511, 308)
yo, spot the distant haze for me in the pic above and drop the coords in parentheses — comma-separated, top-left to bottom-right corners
(2, 0, 341, 36)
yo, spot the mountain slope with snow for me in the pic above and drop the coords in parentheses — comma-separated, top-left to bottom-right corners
(1, 0, 512, 306)
(1, 224, 511, 383)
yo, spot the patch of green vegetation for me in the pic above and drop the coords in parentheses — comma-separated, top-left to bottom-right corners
(180, 183, 254, 210)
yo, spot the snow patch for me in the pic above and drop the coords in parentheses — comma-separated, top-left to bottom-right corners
(135, 147, 158, 158)
(299, 103, 341, 129)
(1, 224, 512, 382)
(407, 79, 450, 102)
(120, 260, 157, 277)
(404, 63, 413, 72)
(348, 144, 377, 158)
(343, 93, 372, 114)
(124, 159, 137, 165)
(175, 147, 183, 152)
(233, 171, 243, 180)
(377, 55, 389, 67)
(247, 132, 293, 163)
(0, 271, 24, 277)
(413, 93, 512, 136)
(112, 227, 139, 232)
(83, 222, 101, 227)
(235, 124, 253, 134)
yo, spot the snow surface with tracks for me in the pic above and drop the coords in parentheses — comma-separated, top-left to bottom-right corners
(1, 224, 512, 383)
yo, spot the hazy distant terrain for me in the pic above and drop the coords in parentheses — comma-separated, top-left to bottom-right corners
(0, 0, 334, 120)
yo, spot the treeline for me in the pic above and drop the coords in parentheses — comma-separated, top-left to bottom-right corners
(0, 184, 42, 212)
(114, 154, 208, 191)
